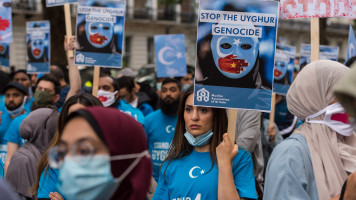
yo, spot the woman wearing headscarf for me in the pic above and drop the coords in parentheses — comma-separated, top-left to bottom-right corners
(264, 60, 356, 200)
(6, 107, 59, 200)
(48, 107, 152, 200)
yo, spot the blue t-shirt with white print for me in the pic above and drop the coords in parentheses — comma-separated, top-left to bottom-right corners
(153, 149, 257, 200)
(144, 109, 177, 182)
(117, 100, 144, 125)
(0, 111, 13, 164)
(4, 113, 28, 146)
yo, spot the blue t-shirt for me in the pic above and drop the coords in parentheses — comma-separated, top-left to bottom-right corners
(117, 100, 144, 125)
(0, 95, 5, 112)
(144, 110, 177, 182)
(4, 114, 28, 146)
(153, 149, 257, 200)
(0, 111, 14, 163)
(37, 168, 63, 199)
(25, 97, 34, 113)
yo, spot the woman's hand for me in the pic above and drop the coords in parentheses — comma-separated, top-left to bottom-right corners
(216, 133, 239, 165)
(268, 126, 276, 142)
(49, 192, 64, 200)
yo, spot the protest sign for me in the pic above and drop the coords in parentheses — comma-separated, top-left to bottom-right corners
(46, 0, 77, 7)
(0, 0, 12, 43)
(26, 21, 50, 74)
(273, 44, 296, 95)
(346, 25, 356, 62)
(300, 44, 339, 68)
(154, 34, 187, 78)
(0, 42, 9, 68)
(74, 0, 126, 68)
(194, 0, 279, 112)
(280, 0, 352, 19)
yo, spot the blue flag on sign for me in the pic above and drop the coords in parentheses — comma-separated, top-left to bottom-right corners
(154, 34, 187, 78)
(346, 25, 356, 63)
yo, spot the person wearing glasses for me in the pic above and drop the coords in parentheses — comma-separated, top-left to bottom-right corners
(48, 107, 152, 200)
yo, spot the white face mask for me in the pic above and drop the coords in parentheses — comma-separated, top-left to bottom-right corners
(6, 96, 27, 118)
(97, 90, 118, 107)
(306, 102, 355, 136)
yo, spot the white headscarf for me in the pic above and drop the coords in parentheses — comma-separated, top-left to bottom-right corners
(287, 60, 356, 199)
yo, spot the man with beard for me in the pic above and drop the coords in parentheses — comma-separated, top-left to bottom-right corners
(12, 70, 35, 113)
(0, 82, 28, 171)
(144, 78, 181, 182)
(97, 74, 144, 124)
(3, 75, 60, 175)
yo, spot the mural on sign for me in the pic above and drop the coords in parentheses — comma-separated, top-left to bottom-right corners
(46, 0, 77, 7)
(26, 21, 50, 73)
(0, 42, 9, 68)
(194, 0, 279, 111)
(280, 0, 352, 19)
(154, 34, 187, 78)
(0, 0, 12, 43)
(300, 44, 339, 69)
(273, 44, 295, 95)
(75, 0, 126, 67)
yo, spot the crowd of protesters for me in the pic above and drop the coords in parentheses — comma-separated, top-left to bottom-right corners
(0, 36, 355, 200)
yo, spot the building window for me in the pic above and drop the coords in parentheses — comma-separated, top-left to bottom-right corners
(123, 36, 131, 67)
(147, 37, 155, 64)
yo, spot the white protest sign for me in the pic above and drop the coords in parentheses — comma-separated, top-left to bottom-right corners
(280, 0, 352, 19)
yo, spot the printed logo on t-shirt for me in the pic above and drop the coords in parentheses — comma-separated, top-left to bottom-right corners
(166, 125, 175, 133)
(152, 142, 169, 162)
(189, 166, 205, 179)
(172, 193, 202, 200)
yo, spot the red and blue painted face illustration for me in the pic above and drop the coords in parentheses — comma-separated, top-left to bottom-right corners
(0, 43, 6, 55)
(31, 38, 44, 59)
(211, 35, 259, 79)
(85, 22, 113, 48)
(274, 60, 287, 80)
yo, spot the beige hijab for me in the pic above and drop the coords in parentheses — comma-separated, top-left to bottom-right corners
(286, 60, 356, 200)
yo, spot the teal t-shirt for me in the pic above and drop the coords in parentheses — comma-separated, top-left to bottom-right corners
(37, 168, 63, 199)
(4, 114, 28, 146)
(153, 149, 257, 200)
(117, 100, 144, 125)
(0, 111, 13, 163)
(144, 109, 177, 182)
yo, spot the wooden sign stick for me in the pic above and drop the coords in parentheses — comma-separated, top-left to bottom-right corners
(269, 93, 276, 128)
(310, 18, 320, 62)
(92, 66, 100, 96)
(64, 4, 74, 58)
(227, 109, 238, 145)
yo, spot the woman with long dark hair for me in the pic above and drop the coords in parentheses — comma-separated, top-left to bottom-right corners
(153, 86, 257, 199)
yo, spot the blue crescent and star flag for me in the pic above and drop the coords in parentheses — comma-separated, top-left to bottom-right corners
(26, 21, 51, 74)
(46, 0, 77, 7)
(74, 0, 126, 68)
(346, 25, 356, 63)
(0, 0, 12, 43)
(273, 43, 295, 96)
(154, 34, 187, 78)
(300, 44, 339, 69)
(0, 42, 10, 68)
(194, 0, 279, 112)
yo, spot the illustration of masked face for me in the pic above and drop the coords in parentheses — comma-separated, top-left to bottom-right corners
(211, 35, 259, 79)
(273, 60, 287, 80)
(31, 39, 44, 59)
(85, 22, 114, 48)
(0, 44, 6, 55)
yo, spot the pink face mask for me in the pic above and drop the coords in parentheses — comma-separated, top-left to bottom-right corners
(306, 102, 355, 136)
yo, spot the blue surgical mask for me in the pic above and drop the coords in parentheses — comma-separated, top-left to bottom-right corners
(6, 96, 27, 118)
(156, 82, 162, 90)
(58, 151, 149, 200)
(184, 129, 213, 146)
